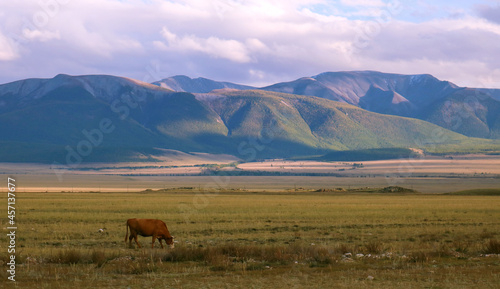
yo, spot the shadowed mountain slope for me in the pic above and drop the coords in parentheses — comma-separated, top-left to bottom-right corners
(0, 74, 498, 163)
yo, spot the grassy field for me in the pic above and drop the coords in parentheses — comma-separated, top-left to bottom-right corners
(1, 190, 499, 288)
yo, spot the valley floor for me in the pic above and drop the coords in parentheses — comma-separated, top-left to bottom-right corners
(1, 155, 499, 194)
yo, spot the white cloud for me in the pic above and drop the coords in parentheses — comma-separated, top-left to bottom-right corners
(22, 29, 60, 42)
(359, 17, 500, 69)
(245, 38, 269, 53)
(205, 37, 251, 63)
(428, 15, 500, 35)
(0, 0, 498, 88)
(358, 57, 500, 89)
(160, 28, 178, 44)
(339, 0, 386, 7)
(158, 27, 251, 63)
(0, 31, 18, 61)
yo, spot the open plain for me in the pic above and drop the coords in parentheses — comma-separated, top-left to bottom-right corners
(0, 191, 500, 288)
(1, 190, 499, 288)
(1, 155, 500, 193)
(1, 156, 499, 288)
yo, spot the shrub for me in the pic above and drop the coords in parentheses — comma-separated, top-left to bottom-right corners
(55, 249, 83, 264)
(364, 241, 384, 254)
(334, 243, 356, 255)
(480, 230, 495, 240)
(161, 246, 208, 262)
(483, 239, 500, 254)
(453, 241, 471, 254)
(91, 249, 108, 267)
(409, 251, 429, 263)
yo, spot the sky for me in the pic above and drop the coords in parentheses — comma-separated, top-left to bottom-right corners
(0, 0, 499, 88)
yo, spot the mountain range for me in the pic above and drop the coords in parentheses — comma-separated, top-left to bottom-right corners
(0, 71, 499, 163)
(160, 71, 500, 139)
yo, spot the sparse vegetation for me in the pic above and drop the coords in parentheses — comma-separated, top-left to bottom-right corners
(483, 239, 500, 254)
(379, 186, 418, 193)
(446, 189, 500, 196)
(1, 191, 499, 288)
(318, 148, 418, 161)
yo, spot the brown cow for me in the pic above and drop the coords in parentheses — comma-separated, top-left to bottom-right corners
(125, 218, 174, 248)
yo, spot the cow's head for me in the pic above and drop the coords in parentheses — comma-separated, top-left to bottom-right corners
(163, 236, 175, 248)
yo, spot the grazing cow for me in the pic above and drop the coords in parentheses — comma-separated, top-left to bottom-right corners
(125, 218, 174, 248)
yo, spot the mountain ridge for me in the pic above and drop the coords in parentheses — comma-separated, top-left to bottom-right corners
(0, 72, 499, 163)
(154, 71, 500, 139)
(153, 75, 254, 93)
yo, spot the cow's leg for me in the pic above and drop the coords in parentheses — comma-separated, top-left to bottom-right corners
(158, 238, 164, 249)
(151, 235, 157, 248)
(134, 234, 141, 248)
(128, 234, 134, 247)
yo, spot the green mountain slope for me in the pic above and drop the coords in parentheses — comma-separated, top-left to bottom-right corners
(261, 71, 500, 139)
(421, 88, 500, 139)
(0, 75, 498, 163)
(198, 90, 492, 157)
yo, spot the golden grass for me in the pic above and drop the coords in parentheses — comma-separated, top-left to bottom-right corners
(0, 191, 499, 288)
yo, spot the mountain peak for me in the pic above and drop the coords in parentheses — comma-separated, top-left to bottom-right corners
(152, 75, 254, 93)
(264, 70, 460, 106)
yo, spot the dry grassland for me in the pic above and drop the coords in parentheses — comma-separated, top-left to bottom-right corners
(0, 191, 499, 288)
(237, 155, 500, 175)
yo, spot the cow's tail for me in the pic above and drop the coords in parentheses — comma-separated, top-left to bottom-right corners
(124, 220, 129, 243)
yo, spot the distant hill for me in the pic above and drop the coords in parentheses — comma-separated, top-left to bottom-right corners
(0, 73, 498, 163)
(262, 71, 459, 109)
(152, 75, 254, 93)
